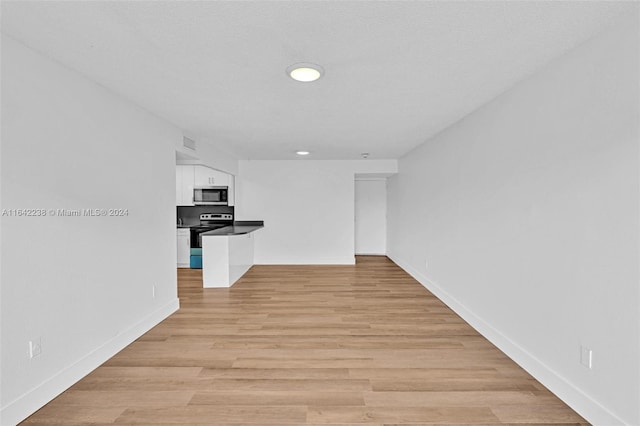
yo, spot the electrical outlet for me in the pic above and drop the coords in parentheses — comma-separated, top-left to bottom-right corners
(580, 345, 593, 369)
(152, 285, 156, 299)
(28, 338, 42, 359)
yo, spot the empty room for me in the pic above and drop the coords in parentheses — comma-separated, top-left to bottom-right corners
(1, 1, 638, 425)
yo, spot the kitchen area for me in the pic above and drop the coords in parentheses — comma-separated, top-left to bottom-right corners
(176, 162, 263, 288)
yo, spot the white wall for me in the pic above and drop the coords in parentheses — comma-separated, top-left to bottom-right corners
(236, 160, 396, 264)
(387, 15, 639, 425)
(175, 136, 239, 176)
(0, 36, 180, 425)
(355, 179, 387, 255)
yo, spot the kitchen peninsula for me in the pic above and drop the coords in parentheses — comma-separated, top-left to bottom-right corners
(201, 221, 263, 288)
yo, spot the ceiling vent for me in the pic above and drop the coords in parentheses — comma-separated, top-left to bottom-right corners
(183, 136, 196, 151)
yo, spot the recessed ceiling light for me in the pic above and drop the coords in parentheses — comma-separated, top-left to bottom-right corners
(287, 63, 324, 82)
(296, 151, 310, 156)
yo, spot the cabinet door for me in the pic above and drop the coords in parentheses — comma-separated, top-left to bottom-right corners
(194, 165, 229, 187)
(211, 169, 229, 187)
(227, 174, 235, 206)
(177, 166, 194, 206)
(175, 166, 183, 205)
(194, 166, 214, 186)
(193, 165, 208, 186)
(177, 230, 191, 267)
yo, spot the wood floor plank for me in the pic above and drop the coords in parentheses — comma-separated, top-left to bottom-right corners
(84, 366, 204, 378)
(189, 390, 365, 406)
(348, 367, 502, 379)
(70, 377, 371, 392)
(362, 390, 564, 407)
(113, 406, 307, 424)
(370, 378, 540, 392)
(20, 257, 588, 425)
(198, 367, 351, 379)
(491, 405, 590, 423)
(21, 406, 125, 424)
(43, 390, 195, 407)
(306, 406, 500, 423)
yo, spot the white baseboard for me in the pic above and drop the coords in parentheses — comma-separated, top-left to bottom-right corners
(387, 253, 625, 426)
(0, 298, 180, 426)
(255, 256, 356, 265)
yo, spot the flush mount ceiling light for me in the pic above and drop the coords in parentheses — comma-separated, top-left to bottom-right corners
(287, 63, 324, 82)
(296, 150, 310, 156)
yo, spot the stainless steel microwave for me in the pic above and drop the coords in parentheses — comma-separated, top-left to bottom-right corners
(193, 186, 228, 205)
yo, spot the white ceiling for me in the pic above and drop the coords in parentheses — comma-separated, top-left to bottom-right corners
(1, 1, 634, 160)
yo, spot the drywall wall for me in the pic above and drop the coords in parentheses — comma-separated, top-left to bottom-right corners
(0, 36, 180, 424)
(387, 15, 639, 425)
(236, 160, 396, 264)
(175, 135, 239, 176)
(355, 179, 387, 255)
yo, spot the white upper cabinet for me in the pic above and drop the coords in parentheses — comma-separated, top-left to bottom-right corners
(176, 165, 235, 206)
(176, 165, 184, 205)
(227, 174, 235, 206)
(176, 165, 195, 206)
(194, 165, 229, 187)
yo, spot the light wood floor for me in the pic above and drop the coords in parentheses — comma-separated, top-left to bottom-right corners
(22, 256, 588, 425)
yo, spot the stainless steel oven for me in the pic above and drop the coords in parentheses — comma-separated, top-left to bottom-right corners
(189, 213, 233, 248)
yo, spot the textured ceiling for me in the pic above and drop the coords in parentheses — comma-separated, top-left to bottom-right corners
(1, 1, 634, 160)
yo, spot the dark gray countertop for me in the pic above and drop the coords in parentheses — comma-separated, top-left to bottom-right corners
(178, 220, 263, 231)
(201, 224, 263, 236)
(199, 220, 264, 237)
